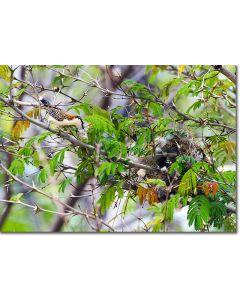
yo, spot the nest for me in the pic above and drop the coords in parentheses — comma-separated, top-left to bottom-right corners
(130, 132, 208, 202)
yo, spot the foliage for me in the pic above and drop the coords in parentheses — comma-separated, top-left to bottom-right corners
(0, 65, 236, 232)
(178, 169, 197, 196)
(169, 155, 196, 175)
(0, 65, 11, 82)
(224, 214, 237, 232)
(147, 194, 180, 231)
(187, 195, 211, 231)
(98, 182, 124, 214)
(9, 158, 25, 176)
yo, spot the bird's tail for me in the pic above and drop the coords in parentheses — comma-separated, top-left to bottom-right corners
(76, 116, 85, 129)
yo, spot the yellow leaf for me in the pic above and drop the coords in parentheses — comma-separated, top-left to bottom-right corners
(26, 107, 40, 119)
(12, 120, 30, 140)
(147, 217, 164, 227)
(148, 188, 159, 205)
(137, 186, 145, 205)
(178, 65, 186, 75)
(0, 65, 11, 82)
(12, 108, 40, 140)
(137, 186, 148, 205)
(147, 189, 152, 204)
(224, 141, 236, 155)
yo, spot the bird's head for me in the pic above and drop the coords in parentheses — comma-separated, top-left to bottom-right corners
(40, 98, 51, 106)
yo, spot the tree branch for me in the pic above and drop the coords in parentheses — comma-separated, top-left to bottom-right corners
(0, 161, 114, 232)
(0, 153, 12, 229)
(0, 96, 155, 171)
(213, 65, 237, 84)
(50, 179, 91, 232)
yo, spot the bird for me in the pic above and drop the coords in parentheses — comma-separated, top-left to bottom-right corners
(40, 98, 84, 129)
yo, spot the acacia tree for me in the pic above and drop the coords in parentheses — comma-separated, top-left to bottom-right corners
(0, 65, 236, 232)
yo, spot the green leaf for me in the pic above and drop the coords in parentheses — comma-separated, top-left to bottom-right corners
(123, 79, 154, 100)
(102, 138, 127, 159)
(147, 203, 165, 232)
(84, 114, 115, 134)
(15, 87, 28, 98)
(72, 102, 110, 119)
(209, 201, 227, 229)
(117, 163, 125, 173)
(178, 169, 197, 196)
(224, 214, 236, 232)
(92, 105, 110, 119)
(25, 131, 51, 147)
(187, 195, 210, 231)
(98, 182, 123, 214)
(75, 160, 94, 184)
(38, 168, 48, 184)
(9, 159, 25, 176)
(59, 177, 72, 193)
(122, 195, 137, 216)
(131, 127, 151, 155)
(182, 196, 189, 206)
(49, 149, 66, 175)
(161, 77, 181, 98)
(222, 171, 236, 184)
(176, 80, 201, 98)
(0, 65, 11, 82)
(152, 221, 164, 232)
(18, 146, 33, 160)
(169, 155, 196, 175)
(110, 163, 117, 176)
(118, 118, 136, 133)
(0, 85, 10, 96)
(212, 141, 236, 166)
(212, 172, 236, 203)
(52, 75, 64, 87)
(96, 162, 121, 183)
(33, 151, 41, 168)
(145, 178, 166, 187)
(163, 194, 180, 223)
(147, 202, 162, 215)
(186, 100, 203, 113)
(146, 66, 160, 85)
(123, 80, 148, 92)
(192, 161, 209, 173)
(148, 102, 163, 117)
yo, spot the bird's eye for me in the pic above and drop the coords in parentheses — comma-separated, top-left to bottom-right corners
(41, 99, 47, 105)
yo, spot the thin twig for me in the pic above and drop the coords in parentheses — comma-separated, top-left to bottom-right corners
(0, 96, 155, 171)
(0, 161, 115, 232)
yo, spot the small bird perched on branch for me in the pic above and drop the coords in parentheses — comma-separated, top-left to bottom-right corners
(40, 98, 87, 139)
(40, 98, 84, 128)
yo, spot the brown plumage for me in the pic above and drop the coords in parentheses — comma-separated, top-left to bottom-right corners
(40, 98, 84, 128)
(44, 106, 77, 121)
